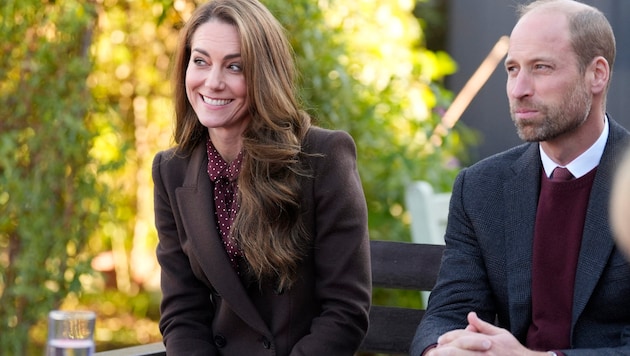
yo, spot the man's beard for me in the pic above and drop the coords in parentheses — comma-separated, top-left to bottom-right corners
(510, 81, 592, 142)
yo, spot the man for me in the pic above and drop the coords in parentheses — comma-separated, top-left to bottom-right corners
(411, 1, 630, 355)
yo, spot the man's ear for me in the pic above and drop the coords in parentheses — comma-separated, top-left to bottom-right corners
(589, 56, 610, 95)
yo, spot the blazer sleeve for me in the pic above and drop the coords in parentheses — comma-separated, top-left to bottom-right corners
(410, 167, 497, 355)
(290, 129, 372, 355)
(153, 151, 219, 355)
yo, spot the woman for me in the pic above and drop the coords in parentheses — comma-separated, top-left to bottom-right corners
(152, 0, 371, 354)
(611, 148, 630, 259)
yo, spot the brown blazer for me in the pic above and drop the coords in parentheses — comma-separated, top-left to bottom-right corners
(152, 127, 371, 356)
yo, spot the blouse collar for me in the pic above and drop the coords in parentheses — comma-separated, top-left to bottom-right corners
(206, 138, 244, 183)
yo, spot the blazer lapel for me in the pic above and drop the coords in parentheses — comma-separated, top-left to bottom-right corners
(504, 144, 541, 336)
(175, 143, 270, 335)
(572, 120, 628, 326)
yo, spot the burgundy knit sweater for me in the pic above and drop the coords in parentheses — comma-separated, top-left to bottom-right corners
(526, 167, 597, 351)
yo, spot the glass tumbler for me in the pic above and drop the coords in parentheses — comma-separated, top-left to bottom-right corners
(46, 310, 96, 356)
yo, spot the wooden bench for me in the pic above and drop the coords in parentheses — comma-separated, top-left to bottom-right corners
(361, 240, 444, 355)
(95, 240, 444, 355)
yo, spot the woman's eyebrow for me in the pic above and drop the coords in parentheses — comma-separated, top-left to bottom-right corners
(191, 47, 241, 60)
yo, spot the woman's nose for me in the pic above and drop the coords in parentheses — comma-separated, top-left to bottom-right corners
(205, 68, 225, 91)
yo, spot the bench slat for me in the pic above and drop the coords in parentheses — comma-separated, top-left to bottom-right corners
(95, 342, 165, 356)
(370, 240, 444, 290)
(360, 306, 425, 354)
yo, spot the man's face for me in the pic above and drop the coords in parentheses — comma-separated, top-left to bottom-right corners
(504, 10, 592, 142)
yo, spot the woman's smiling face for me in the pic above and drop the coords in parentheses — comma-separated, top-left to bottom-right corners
(186, 19, 250, 138)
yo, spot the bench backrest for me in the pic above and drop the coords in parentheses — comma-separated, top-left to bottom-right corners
(359, 240, 444, 355)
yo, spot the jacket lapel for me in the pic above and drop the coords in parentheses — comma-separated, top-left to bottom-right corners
(504, 144, 541, 336)
(572, 119, 628, 326)
(175, 143, 270, 335)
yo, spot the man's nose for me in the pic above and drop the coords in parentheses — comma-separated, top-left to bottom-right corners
(507, 72, 533, 99)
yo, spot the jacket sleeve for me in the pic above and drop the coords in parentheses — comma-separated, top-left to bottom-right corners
(290, 129, 372, 355)
(410, 168, 497, 355)
(152, 151, 219, 356)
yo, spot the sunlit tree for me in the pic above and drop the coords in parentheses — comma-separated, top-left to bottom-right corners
(0, 0, 118, 353)
(272, 0, 465, 240)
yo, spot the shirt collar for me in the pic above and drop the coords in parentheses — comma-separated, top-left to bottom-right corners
(206, 139, 243, 183)
(540, 115, 609, 179)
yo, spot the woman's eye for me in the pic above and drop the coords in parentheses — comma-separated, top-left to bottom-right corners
(228, 64, 242, 72)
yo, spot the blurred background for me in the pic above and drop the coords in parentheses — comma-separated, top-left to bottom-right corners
(3, 0, 628, 354)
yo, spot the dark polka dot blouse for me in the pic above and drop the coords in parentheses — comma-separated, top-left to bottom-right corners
(206, 138, 244, 273)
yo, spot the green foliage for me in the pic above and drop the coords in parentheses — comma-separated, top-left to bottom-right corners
(0, 0, 119, 352)
(86, 0, 177, 296)
(268, 0, 473, 241)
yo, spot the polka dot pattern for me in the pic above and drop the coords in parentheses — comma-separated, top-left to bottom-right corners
(207, 138, 244, 273)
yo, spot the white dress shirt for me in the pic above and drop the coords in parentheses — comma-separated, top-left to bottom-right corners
(540, 115, 609, 179)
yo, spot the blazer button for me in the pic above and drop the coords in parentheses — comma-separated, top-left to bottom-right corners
(214, 334, 227, 348)
(262, 337, 271, 349)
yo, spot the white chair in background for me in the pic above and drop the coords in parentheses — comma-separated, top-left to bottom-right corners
(405, 180, 451, 305)
(405, 181, 451, 245)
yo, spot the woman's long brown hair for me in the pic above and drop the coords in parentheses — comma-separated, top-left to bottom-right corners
(171, 0, 312, 290)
